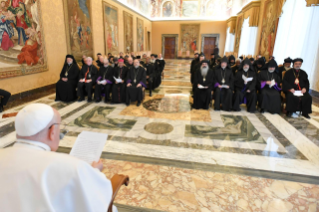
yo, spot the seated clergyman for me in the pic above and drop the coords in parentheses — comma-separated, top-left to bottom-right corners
(213, 56, 234, 111)
(283, 58, 312, 119)
(126, 59, 146, 106)
(258, 60, 281, 114)
(193, 60, 214, 110)
(77, 57, 98, 102)
(233, 58, 257, 113)
(0, 103, 117, 212)
(55, 55, 79, 102)
(95, 58, 114, 103)
(112, 58, 128, 104)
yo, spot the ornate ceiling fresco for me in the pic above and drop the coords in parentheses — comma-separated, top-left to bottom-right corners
(115, 0, 252, 20)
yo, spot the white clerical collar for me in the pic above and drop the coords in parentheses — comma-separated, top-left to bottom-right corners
(15, 139, 51, 151)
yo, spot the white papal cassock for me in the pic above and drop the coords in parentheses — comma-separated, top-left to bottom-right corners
(0, 139, 117, 212)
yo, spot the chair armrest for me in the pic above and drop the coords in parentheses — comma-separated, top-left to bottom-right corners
(107, 174, 129, 212)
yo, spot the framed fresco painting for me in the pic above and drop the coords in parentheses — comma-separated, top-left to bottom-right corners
(123, 11, 133, 54)
(259, 0, 279, 60)
(136, 17, 144, 51)
(182, 0, 198, 17)
(63, 0, 94, 61)
(0, 0, 48, 79)
(103, 2, 119, 55)
(180, 24, 200, 54)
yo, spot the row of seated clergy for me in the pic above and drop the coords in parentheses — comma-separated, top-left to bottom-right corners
(193, 57, 312, 119)
(56, 55, 150, 107)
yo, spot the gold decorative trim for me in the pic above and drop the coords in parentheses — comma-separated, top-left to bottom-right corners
(0, 0, 48, 80)
(237, 1, 261, 27)
(306, 0, 319, 6)
(226, 16, 237, 34)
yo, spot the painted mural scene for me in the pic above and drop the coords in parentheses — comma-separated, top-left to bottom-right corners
(1, 0, 319, 212)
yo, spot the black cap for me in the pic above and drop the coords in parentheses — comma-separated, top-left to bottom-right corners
(194, 53, 199, 55)
(242, 58, 251, 66)
(136, 56, 141, 59)
(200, 60, 209, 65)
(249, 58, 255, 62)
(239, 56, 243, 60)
(284, 57, 292, 63)
(268, 59, 277, 68)
(293, 58, 303, 64)
(97, 53, 102, 56)
(228, 55, 235, 61)
(66, 54, 74, 59)
(221, 56, 228, 64)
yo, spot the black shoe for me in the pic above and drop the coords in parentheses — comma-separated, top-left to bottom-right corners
(87, 98, 92, 103)
(149, 94, 152, 97)
(104, 99, 109, 103)
(126, 102, 130, 106)
(136, 102, 141, 107)
(286, 112, 292, 118)
(302, 113, 311, 119)
(95, 99, 101, 103)
(78, 97, 84, 102)
(260, 109, 265, 113)
(0, 105, 3, 113)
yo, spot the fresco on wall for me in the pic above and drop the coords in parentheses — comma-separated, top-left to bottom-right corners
(180, 24, 200, 54)
(182, 1, 198, 17)
(103, 2, 119, 55)
(234, 15, 243, 53)
(259, 0, 279, 60)
(162, 1, 173, 17)
(123, 11, 133, 53)
(63, 0, 93, 61)
(0, 0, 47, 79)
(136, 17, 144, 51)
(205, 0, 228, 17)
(138, 0, 149, 14)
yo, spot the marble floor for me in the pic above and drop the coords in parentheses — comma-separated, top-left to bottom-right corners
(1, 59, 319, 211)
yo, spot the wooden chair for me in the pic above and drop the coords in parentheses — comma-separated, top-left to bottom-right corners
(107, 174, 129, 212)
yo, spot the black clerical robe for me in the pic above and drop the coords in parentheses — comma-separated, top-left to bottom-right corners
(143, 63, 155, 96)
(56, 63, 80, 102)
(209, 58, 215, 69)
(126, 66, 146, 104)
(112, 66, 128, 103)
(77, 65, 98, 100)
(153, 60, 162, 89)
(0, 89, 11, 107)
(190, 59, 199, 84)
(213, 66, 234, 111)
(95, 66, 114, 102)
(231, 65, 240, 76)
(233, 70, 257, 113)
(282, 69, 312, 115)
(193, 68, 214, 110)
(258, 71, 281, 114)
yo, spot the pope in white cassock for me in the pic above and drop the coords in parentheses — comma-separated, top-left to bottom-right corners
(0, 103, 118, 212)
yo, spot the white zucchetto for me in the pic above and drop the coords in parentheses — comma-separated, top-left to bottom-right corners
(15, 103, 54, 137)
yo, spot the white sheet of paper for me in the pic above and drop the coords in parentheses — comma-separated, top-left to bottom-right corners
(70, 131, 108, 164)
(242, 75, 253, 82)
(294, 90, 303, 96)
(99, 79, 106, 84)
(220, 85, 229, 88)
(113, 76, 122, 83)
(198, 84, 208, 89)
(270, 79, 275, 88)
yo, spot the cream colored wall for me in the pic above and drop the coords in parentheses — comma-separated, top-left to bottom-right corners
(151, 21, 227, 56)
(0, 0, 67, 95)
(92, 0, 152, 60)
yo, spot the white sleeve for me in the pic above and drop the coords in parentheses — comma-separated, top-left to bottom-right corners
(74, 162, 113, 212)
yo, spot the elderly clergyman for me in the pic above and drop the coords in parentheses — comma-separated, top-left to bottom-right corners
(0, 103, 117, 212)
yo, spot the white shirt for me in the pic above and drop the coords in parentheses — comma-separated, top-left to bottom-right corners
(0, 139, 115, 212)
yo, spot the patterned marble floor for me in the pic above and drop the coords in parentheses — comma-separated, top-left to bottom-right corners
(1, 59, 319, 211)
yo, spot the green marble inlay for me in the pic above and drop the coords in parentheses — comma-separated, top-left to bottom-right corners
(143, 96, 191, 113)
(185, 115, 265, 143)
(69, 106, 136, 131)
(51, 102, 72, 110)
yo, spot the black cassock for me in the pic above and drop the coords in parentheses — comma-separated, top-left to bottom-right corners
(190, 59, 199, 84)
(95, 66, 114, 102)
(0, 89, 11, 107)
(158, 59, 166, 79)
(193, 68, 214, 110)
(143, 63, 154, 96)
(56, 63, 80, 102)
(282, 69, 312, 115)
(258, 71, 281, 114)
(77, 65, 98, 100)
(153, 60, 163, 88)
(112, 66, 128, 104)
(233, 70, 257, 113)
(213, 66, 234, 111)
(126, 66, 146, 104)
